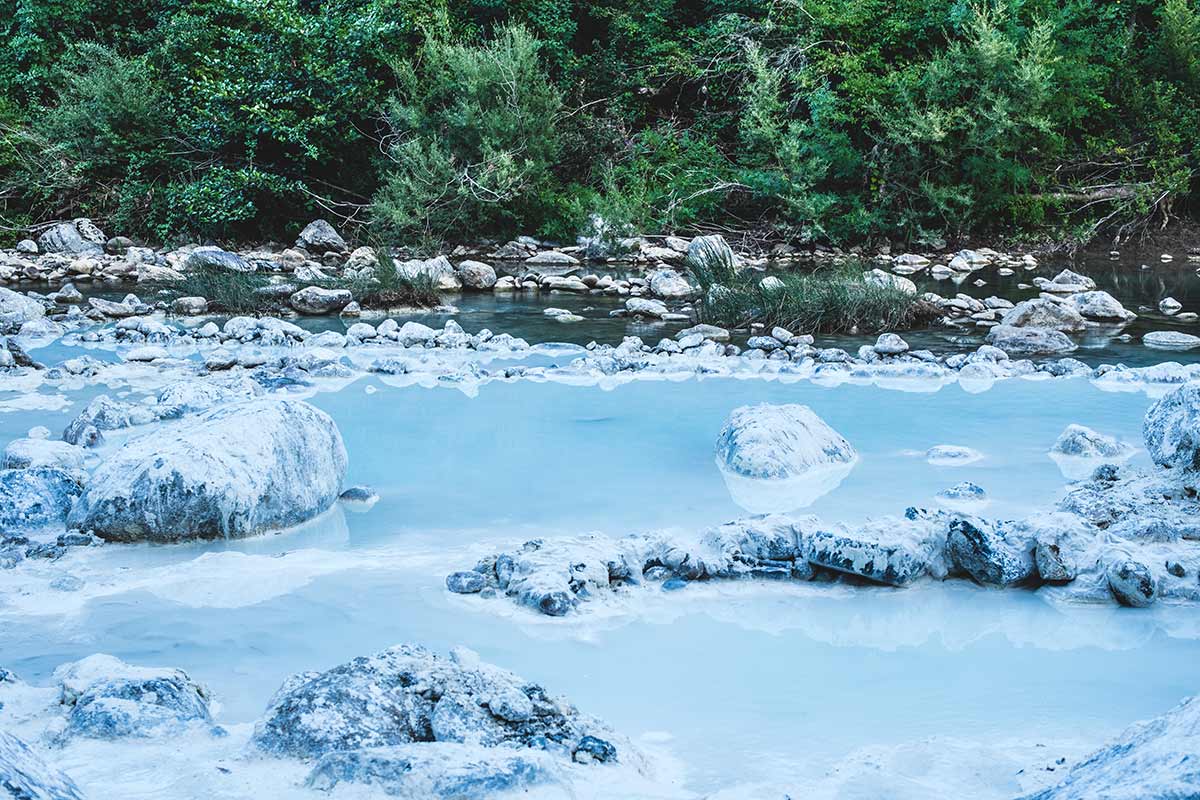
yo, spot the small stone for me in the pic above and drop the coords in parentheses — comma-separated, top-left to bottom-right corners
(446, 571, 486, 594)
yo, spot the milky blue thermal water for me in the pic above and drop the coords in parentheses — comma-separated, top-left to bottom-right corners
(2, 371, 1198, 794)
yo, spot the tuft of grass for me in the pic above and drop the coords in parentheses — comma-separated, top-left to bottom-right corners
(687, 240, 937, 334)
(329, 246, 441, 309)
(158, 244, 443, 314)
(160, 265, 274, 313)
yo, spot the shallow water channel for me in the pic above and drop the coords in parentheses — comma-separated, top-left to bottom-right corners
(2, 361, 1198, 798)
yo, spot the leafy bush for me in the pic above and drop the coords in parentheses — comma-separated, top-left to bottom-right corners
(372, 23, 563, 240)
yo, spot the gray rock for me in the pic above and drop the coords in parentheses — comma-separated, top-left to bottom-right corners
(1143, 331, 1200, 351)
(396, 256, 461, 291)
(296, 219, 347, 252)
(807, 528, 929, 586)
(290, 286, 352, 315)
(0, 468, 83, 530)
(946, 517, 1037, 587)
(523, 251, 580, 268)
(647, 268, 692, 298)
(36, 222, 102, 256)
(715, 403, 856, 480)
(55, 654, 212, 740)
(446, 571, 487, 594)
(686, 235, 738, 270)
(1143, 382, 1200, 472)
(1035, 539, 1077, 583)
(0, 731, 85, 800)
(170, 296, 208, 315)
(456, 260, 497, 290)
(1106, 558, 1157, 607)
(624, 297, 668, 318)
(1018, 695, 1200, 800)
(985, 325, 1077, 355)
(15, 238, 38, 254)
(252, 644, 622, 763)
(105, 235, 133, 255)
(873, 333, 909, 355)
(184, 247, 252, 273)
(1000, 298, 1087, 331)
(0, 287, 46, 328)
(1067, 290, 1136, 322)
(70, 399, 346, 542)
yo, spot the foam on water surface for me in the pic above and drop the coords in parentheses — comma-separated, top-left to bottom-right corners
(1, 366, 1198, 798)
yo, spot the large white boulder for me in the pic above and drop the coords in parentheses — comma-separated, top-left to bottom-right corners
(70, 398, 347, 541)
(1018, 696, 1200, 800)
(715, 404, 857, 480)
(1143, 382, 1200, 473)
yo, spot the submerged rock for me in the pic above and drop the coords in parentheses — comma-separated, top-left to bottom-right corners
(0, 731, 85, 800)
(925, 445, 983, 466)
(305, 742, 559, 799)
(1019, 695, 1200, 800)
(1143, 331, 1200, 351)
(252, 644, 624, 767)
(54, 654, 212, 740)
(70, 398, 347, 542)
(985, 325, 1077, 356)
(1051, 424, 1134, 459)
(715, 404, 856, 480)
(1143, 382, 1200, 473)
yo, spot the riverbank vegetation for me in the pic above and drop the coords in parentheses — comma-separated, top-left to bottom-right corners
(1, 0, 1197, 248)
(689, 242, 935, 333)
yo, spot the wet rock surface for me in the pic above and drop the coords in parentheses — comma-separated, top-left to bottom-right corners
(70, 398, 347, 541)
(251, 643, 630, 792)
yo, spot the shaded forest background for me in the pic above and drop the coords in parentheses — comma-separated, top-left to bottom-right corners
(1, 0, 1197, 248)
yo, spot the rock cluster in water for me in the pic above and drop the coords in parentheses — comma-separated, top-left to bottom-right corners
(0, 644, 642, 800)
(450, 383, 1200, 611)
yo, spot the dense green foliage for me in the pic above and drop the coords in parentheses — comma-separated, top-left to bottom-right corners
(1, 0, 1197, 246)
(689, 240, 933, 334)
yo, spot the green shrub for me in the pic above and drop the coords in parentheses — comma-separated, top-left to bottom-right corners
(372, 23, 563, 240)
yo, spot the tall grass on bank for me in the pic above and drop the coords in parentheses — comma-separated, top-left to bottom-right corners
(161, 265, 272, 313)
(158, 246, 442, 314)
(330, 247, 440, 309)
(688, 241, 936, 335)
